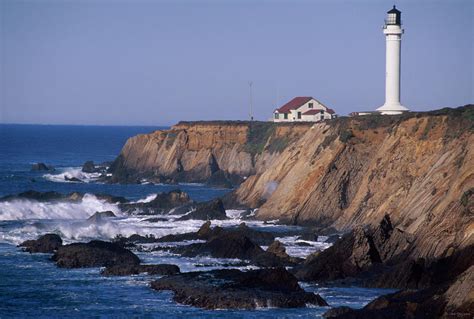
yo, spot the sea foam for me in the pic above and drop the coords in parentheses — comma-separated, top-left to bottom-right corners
(0, 194, 121, 220)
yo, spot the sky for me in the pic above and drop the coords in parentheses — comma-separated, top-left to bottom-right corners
(0, 0, 472, 125)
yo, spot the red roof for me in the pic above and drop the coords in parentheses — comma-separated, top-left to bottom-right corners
(275, 97, 313, 113)
(327, 108, 335, 114)
(302, 109, 322, 115)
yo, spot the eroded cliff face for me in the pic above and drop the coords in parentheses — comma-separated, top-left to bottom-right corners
(109, 121, 311, 185)
(110, 106, 473, 260)
(232, 106, 474, 260)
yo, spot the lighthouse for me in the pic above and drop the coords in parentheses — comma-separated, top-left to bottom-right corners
(377, 5, 409, 115)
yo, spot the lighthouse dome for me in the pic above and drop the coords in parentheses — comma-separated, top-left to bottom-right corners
(386, 5, 402, 25)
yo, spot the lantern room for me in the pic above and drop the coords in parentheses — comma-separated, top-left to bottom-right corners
(385, 5, 402, 26)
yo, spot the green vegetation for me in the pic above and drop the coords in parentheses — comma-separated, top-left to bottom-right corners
(420, 117, 438, 140)
(339, 129, 354, 143)
(460, 188, 473, 207)
(243, 122, 276, 156)
(266, 136, 290, 154)
(165, 132, 178, 147)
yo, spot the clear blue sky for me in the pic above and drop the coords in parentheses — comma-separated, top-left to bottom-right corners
(1, 0, 472, 125)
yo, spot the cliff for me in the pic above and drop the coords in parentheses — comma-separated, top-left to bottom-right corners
(231, 105, 474, 261)
(109, 121, 311, 186)
(110, 106, 473, 261)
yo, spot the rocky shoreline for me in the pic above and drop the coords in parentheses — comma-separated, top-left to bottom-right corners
(11, 105, 474, 317)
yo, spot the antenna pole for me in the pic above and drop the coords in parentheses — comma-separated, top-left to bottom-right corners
(248, 81, 253, 121)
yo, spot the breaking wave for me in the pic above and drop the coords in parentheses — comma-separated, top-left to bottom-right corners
(132, 194, 158, 203)
(43, 167, 101, 183)
(0, 194, 121, 220)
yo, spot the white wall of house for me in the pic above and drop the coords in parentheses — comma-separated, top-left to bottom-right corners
(273, 98, 333, 122)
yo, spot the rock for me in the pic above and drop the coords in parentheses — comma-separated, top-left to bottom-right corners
(324, 234, 341, 244)
(114, 234, 158, 245)
(120, 189, 193, 215)
(151, 267, 328, 309)
(19, 234, 63, 253)
(102, 263, 180, 276)
(52, 240, 140, 268)
(64, 176, 83, 182)
(143, 217, 168, 222)
(0, 190, 73, 202)
(178, 231, 265, 260)
(177, 199, 227, 221)
(31, 163, 54, 171)
(87, 211, 116, 223)
(94, 193, 128, 204)
(267, 240, 289, 259)
(295, 215, 408, 282)
(323, 306, 353, 318)
(82, 161, 96, 173)
(233, 222, 275, 245)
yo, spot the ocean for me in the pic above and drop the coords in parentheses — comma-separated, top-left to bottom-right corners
(0, 124, 394, 318)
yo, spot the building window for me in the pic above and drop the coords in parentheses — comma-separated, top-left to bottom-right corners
(308, 103, 313, 109)
(320, 110, 324, 114)
(284, 113, 288, 119)
(297, 112, 302, 119)
(274, 113, 279, 119)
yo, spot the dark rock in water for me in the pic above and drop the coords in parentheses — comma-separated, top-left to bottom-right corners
(94, 193, 128, 204)
(114, 234, 158, 245)
(325, 287, 447, 319)
(0, 190, 73, 202)
(295, 214, 411, 282)
(64, 176, 83, 183)
(82, 161, 97, 173)
(177, 199, 227, 221)
(233, 222, 275, 245)
(323, 306, 353, 318)
(87, 211, 116, 223)
(151, 267, 328, 310)
(120, 189, 193, 215)
(52, 240, 140, 268)
(178, 231, 264, 260)
(267, 240, 290, 259)
(31, 163, 54, 171)
(143, 217, 169, 223)
(19, 234, 63, 253)
(154, 221, 224, 243)
(169, 228, 296, 267)
(102, 263, 180, 276)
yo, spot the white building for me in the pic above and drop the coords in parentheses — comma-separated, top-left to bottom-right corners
(273, 97, 336, 122)
(377, 5, 409, 115)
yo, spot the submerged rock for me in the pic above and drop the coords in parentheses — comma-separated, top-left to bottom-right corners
(64, 176, 83, 183)
(120, 189, 193, 215)
(151, 267, 328, 310)
(52, 240, 140, 268)
(19, 234, 63, 253)
(177, 198, 227, 221)
(102, 263, 180, 276)
(87, 211, 116, 223)
(31, 163, 54, 171)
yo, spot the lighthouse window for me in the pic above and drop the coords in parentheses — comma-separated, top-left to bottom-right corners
(387, 13, 396, 24)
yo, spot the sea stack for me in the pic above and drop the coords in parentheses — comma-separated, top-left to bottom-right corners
(377, 5, 409, 115)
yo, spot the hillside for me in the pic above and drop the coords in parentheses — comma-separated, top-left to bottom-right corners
(110, 105, 474, 261)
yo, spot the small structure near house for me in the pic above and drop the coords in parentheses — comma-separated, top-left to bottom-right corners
(273, 97, 336, 122)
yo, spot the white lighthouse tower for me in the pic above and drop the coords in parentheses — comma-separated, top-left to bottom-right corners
(377, 5, 409, 115)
